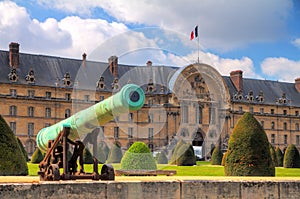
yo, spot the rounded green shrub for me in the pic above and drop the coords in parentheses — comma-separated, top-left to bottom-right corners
(0, 115, 28, 175)
(283, 144, 300, 168)
(31, 147, 44, 163)
(16, 137, 29, 162)
(156, 151, 168, 164)
(275, 147, 284, 167)
(224, 112, 275, 176)
(176, 143, 196, 166)
(121, 142, 157, 170)
(269, 144, 277, 167)
(83, 148, 94, 164)
(169, 139, 186, 165)
(211, 146, 223, 165)
(107, 143, 123, 163)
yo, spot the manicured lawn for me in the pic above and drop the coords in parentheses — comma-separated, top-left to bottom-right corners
(28, 161, 300, 177)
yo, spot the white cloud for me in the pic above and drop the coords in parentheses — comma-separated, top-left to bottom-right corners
(292, 38, 300, 49)
(36, 0, 293, 51)
(261, 57, 300, 82)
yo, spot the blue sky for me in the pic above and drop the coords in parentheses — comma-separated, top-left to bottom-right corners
(0, 0, 300, 82)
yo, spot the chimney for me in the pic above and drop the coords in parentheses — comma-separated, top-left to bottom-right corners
(9, 42, 20, 68)
(230, 70, 243, 91)
(295, 78, 300, 93)
(108, 56, 118, 78)
(146, 60, 152, 67)
(82, 53, 87, 67)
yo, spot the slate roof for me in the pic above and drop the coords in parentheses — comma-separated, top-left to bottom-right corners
(1, 50, 300, 107)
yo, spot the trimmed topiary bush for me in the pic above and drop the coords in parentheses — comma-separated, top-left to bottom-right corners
(224, 112, 275, 176)
(176, 143, 196, 166)
(275, 147, 284, 167)
(97, 142, 110, 164)
(269, 144, 277, 167)
(211, 145, 223, 165)
(283, 144, 300, 168)
(0, 115, 28, 175)
(169, 139, 186, 165)
(107, 143, 123, 163)
(221, 152, 228, 166)
(31, 147, 44, 163)
(156, 151, 168, 164)
(16, 137, 29, 162)
(121, 142, 157, 170)
(83, 148, 94, 164)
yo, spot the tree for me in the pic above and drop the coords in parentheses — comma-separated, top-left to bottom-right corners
(16, 137, 29, 162)
(176, 143, 196, 166)
(275, 147, 284, 167)
(224, 112, 275, 176)
(31, 147, 44, 163)
(0, 115, 28, 175)
(211, 145, 223, 165)
(121, 142, 157, 170)
(169, 139, 186, 165)
(107, 143, 123, 163)
(269, 144, 277, 167)
(83, 148, 94, 164)
(283, 144, 300, 168)
(156, 151, 168, 164)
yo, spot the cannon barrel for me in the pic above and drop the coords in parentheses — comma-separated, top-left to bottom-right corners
(36, 84, 145, 152)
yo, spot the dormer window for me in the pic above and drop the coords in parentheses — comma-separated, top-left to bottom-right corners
(8, 68, 18, 82)
(62, 72, 72, 86)
(112, 78, 119, 91)
(246, 90, 254, 102)
(277, 93, 288, 104)
(25, 69, 35, 84)
(256, 90, 264, 102)
(96, 76, 106, 89)
(234, 90, 243, 100)
(146, 78, 155, 93)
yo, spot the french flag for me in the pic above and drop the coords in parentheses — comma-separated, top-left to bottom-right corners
(190, 25, 198, 40)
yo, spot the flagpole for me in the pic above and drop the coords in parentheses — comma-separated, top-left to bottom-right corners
(197, 32, 200, 63)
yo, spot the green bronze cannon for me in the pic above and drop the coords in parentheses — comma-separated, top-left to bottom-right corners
(37, 84, 145, 181)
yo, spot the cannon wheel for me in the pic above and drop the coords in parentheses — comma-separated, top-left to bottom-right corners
(46, 164, 60, 181)
(101, 164, 115, 180)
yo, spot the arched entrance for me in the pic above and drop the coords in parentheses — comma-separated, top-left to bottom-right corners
(192, 129, 204, 146)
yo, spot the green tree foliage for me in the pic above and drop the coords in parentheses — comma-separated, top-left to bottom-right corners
(16, 137, 29, 162)
(224, 112, 275, 176)
(107, 143, 123, 163)
(176, 143, 196, 166)
(211, 145, 223, 165)
(83, 148, 94, 164)
(269, 144, 277, 167)
(275, 147, 284, 167)
(31, 147, 44, 163)
(156, 151, 168, 164)
(169, 139, 186, 165)
(121, 142, 157, 170)
(97, 142, 110, 164)
(0, 115, 28, 175)
(283, 144, 300, 168)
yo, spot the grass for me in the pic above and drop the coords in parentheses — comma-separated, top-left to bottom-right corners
(27, 161, 300, 177)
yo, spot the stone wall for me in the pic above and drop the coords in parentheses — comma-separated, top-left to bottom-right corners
(1, 180, 300, 199)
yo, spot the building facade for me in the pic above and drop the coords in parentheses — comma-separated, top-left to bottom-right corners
(1, 42, 300, 157)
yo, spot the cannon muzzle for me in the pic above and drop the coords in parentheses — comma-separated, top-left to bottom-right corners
(36, 84, 145, 152)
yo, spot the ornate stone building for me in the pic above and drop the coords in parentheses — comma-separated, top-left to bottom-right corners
(1, 42, 300, 158)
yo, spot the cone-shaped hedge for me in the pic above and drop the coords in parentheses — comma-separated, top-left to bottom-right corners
(283, 144, 300, 168)
(121, 142, 157, 170)
(176, 143, 196, 166)
(0, 115, 28, 175)
(169, 139, 186, 165)
(31, 147, 44, 163)
(97, 142, 110, 164)
(211, 145, 223, 165)
(107, 143, 123, 163)
(83, 148, 94, 164)
(156, 151, 168, 164)
(224, 112, 275, 176)
(275, 147, 284, 167)
(269, 144, 277, 167)
(16, 137, 29, 162)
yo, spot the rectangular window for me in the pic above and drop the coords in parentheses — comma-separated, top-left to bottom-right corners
(44, 123, 51, 127)
(128, 113, 133, 122)
(182, 106, 189, 123)
(296, 123, 299, 131)
(283, 110, 287, 115)
(114, 127, 119, 139)
(271, 109, 274, 115)
(28, 123, 34, 137)
(283, 122, 287, 130)
(10, 89, 17, 97)
(84, 95, 90, 102)
(99, 96, 104, 101)
(209, 107, 216, 124)
(261, 121, 264, 128)
(10, 122, 16, 134)
(28, 106, 34, 117)
(284, 134, 288, 144)
(9, 105, 17, 116)
(46, 91, 51, 99)
(148, 113, 154, 123)
(148, 128, 154, 140)
(271, 134, 275, 144)
(28, 90, 35, 98)
(260, 108, 264, 114)
(296, 111, 299, 116)
(249, 107, 254, 114)
(297, 135, 300, 145)
(65, 93, 71, 101)
(271, 121, 275, 130)
(128, 127, 133, 139)
(45, 107, 51, 118)
(196, 106, 203, 124)
(239, 106, 243, 113)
